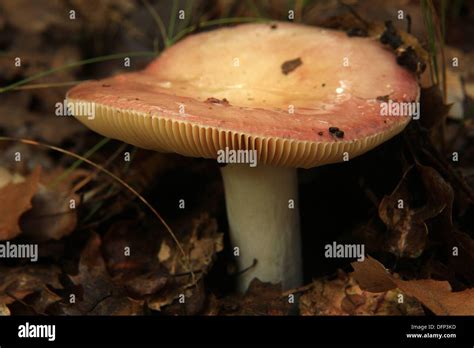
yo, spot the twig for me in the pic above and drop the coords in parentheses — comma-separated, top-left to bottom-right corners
(282, 282, 315, 297)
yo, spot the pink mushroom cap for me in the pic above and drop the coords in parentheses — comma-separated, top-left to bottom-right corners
(67, 22, 419, 168)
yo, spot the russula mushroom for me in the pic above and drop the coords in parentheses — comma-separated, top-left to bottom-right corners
(66, 22, 419, 291)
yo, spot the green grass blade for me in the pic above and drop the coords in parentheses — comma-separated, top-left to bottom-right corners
(0, 51, 157, 94)
(49, 137, 111, 189)
(142, 0, 169, 48)
(167, 0, 179, 45)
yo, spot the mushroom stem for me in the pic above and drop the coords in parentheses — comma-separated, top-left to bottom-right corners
(220, 163, 303, 292)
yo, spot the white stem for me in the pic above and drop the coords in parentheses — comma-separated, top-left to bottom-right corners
(220, 163, 302, 292)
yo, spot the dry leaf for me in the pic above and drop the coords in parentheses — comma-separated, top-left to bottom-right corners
(159, 214, 223, 275)
(63, 233, 144, 315)
(352, 256, 474, 315)
(20, 185, 78, 241)
(0, 167, 25, 188)
(28, 287, 63, 314)
(299, 271, 423, 316)
(0, 303, 10, 316)
(0, 166, 41, 240)
(378, 164, 453, 258)
(219, 279, 292, 316)
(0, 264, 62, 305)
(351, 258, 396, 292)
(148, 214, 223, 311)
(156, 279, 208, 315)
(378, 167, 428, 258)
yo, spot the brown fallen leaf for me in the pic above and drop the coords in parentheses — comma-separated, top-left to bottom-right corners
(148, 214, 223, 311)
(103, 220, 163, 276)
(147, 284, 182, 312)
(20, 185, 78, 242)
(352, 256, 474, 315)
(219, 279, 292, 316)
(0, 167, 24, 188)
(61, 232, 144, 315)
(124, 266, 169, 298)
(159, 214, 223, 275)
(27, 286, 63, 314)
(157, 279, 208, 315)
(0, 264, 62, 305)
(378, 164, 453, 258)
(350, 258, 396, 293)
(0, 166, 41, 240)
(0, 303, 10, 316)
(378, 167, 428, 258)
(299, 271, 423, 316)
(102, 220, 170, 299)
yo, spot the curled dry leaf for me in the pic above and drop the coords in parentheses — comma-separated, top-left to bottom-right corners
(157, 214, 223, 275)
(0, 166, 41, 240)
(352, 256, 474, 315)
(378, 164, 453, 258)
(148, 214, 223, 311)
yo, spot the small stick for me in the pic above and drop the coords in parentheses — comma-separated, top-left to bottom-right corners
(282, 282, 315, 297)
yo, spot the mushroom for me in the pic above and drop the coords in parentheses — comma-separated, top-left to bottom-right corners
(66, 22, 419, 291)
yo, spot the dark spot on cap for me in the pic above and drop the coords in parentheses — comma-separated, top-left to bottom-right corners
(376, 95, 390, 102)
(206, 97, 230, 106)
(102, 84, 111, 87)
(329, 127, 344, 138)
(322, 83, 326, 87)
(271, 23, 278, 29)
(281, 57, 303, 75)
(318, 131, 324, 136)
(347, 27, 368, 37)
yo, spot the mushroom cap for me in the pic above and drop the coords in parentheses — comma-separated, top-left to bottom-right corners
(67, 22, 419, 168)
